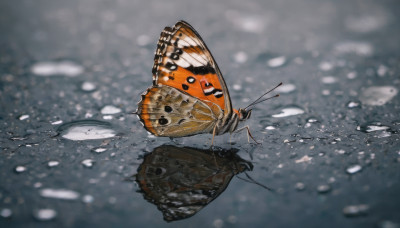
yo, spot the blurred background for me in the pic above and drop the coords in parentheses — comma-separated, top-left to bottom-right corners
(0, 0, 399, 227)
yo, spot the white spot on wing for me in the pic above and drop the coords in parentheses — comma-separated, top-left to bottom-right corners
(180, 52, 208, 67)
(175, 58, 191, 68)
(163, 76, 169, 81)
(204, 87, 214, 93)
(183, 37, 198, 46)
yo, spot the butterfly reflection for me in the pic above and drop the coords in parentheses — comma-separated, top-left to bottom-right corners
(135, 145, 253, 222)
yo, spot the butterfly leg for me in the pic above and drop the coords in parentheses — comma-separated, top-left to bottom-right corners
(234, 125, 261, 144)
(210, 125, 217, 146)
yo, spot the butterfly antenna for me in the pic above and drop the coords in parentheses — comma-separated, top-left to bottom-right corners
(244, 82, 282, 110)
(236, 172, 274, 191)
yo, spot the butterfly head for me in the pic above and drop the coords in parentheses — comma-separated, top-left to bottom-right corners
(238, 108, 252, 121)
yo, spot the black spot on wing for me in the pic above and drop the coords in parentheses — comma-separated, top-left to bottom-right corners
(158, 116, 168, 125)
(182, 84, 189, 90)
(213, 89, 223, 98)
(186, 63, 216, 75)
(165, 62, 177, 71)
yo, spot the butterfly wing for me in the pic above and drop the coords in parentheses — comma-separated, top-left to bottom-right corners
(152, 21, 233, 120)
(137, 85, 222, 137)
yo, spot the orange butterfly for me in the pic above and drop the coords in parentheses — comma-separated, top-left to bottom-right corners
(136, 21, 280, 144)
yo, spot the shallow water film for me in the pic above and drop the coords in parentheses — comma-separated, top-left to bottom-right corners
(1, 0, 400, 227)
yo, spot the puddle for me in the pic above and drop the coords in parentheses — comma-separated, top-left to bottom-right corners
(58, 120, 116, 141)
(360, 86, 398, 106)
(31, 61, 84, 77)
(272, 106, 305, 118)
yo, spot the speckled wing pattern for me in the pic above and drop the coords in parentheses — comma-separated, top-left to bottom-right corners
(136, 21, 234, 137)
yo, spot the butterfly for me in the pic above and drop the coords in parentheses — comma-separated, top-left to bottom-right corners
(136, 20, 281, 144)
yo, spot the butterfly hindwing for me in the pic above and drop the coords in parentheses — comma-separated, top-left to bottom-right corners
(137, 85, 222, 137)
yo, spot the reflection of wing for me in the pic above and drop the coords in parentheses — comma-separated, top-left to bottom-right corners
(135, 145, 253, 222)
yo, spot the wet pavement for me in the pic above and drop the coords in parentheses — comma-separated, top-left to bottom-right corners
(1, 0, 400, 227)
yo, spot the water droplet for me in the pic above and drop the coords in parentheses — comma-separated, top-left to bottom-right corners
(233, 51, 248, 64)
(58, 120, 116, 141)
(321, 76, 338, 84)
(81, 81, 97, 92)
(267, 56, 286, 68)
(377, 65, 388, 77)
(335, 149, 346, 154)
(51, 120, 63, 125)
(92, 147, 107, 153)
(0, 208, 12, 218)
(334, 41, 373, 56)
(358, 123, 390, 133)
(272, 106, 304, 118)
(33, 209, 57, 221)
(31, 61, 84, 77)
(40, 188, 80, 200)
(213, 218, 224, 228)
(346, 164, 362, 174)
(227, 215, 237, 224)
(317, 184, 331, 194)
(295, 182, 305, 191)
(47, 161, 59, 167)
(276, 83, 296, 93)
(226, 11, 265, 33)
(82, 195, 94, 203)
(378, 220, 400, 228)
(232, 84, 242, 91)
(347, 71, 357, 79)
(101, 105, 122, 115)
(102, 115, 113, 120)
(322, 89, 331, 96)
(295, 155, 312, 163)
(15, 165, 27, 173)
(18, 114, 29, 120)
(319, 62, 333, 71)
(360, 86, 398, 106)
(82, 159, 94, 168)
(265, 126, 276, 130)
(342, 204, 369, 217)
(347, 101, 360, 108)
(307, 118, 318, 123)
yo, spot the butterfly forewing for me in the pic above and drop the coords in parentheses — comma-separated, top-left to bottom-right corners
(152, 21, 233, 116)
